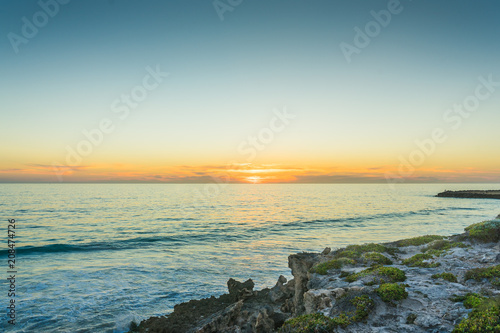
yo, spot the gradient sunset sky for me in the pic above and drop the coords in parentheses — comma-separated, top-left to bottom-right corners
(1, 0, 499, 183)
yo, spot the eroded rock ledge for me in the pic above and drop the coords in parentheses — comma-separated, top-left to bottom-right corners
(130, 216, 500, 333)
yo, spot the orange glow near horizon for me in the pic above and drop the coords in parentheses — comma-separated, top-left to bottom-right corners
(0, 161, 500, 183)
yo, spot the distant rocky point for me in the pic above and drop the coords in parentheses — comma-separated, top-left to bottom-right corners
(129, 215, 500, 333)
(437, 190, 500, 199)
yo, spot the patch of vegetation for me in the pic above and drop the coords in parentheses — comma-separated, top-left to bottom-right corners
(344, 266, 406, 284)
(362, 252, 393, 265)
(310, 258, 356, 275)
(406, 313, 417, 324)
(402, 253, 440, 268)
(452, 296, 500, 332)
(311, 243, 399, 275)
(394, 235, 444, 247)
(376, 283, 408, 304)
(422, 239, 467, 253)
(334, 243, 398, 260)
(463, 293, 486, 309)
(464, 264, 500, 284)
(464, 220, 500, 243)
(431, 272, 458, 283)
(339, 271, 350, 278)
(279, 313, 342, 333)
(421, 240, 468, 258)
(329, 313, 351, 328)
(350, 295, 375, 322)
(279, 296, 376, 332)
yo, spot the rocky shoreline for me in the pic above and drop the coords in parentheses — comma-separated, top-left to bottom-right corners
(437, 190, 500, 199)
(130, 215, 500, 333)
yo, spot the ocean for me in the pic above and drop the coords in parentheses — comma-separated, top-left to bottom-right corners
(1, 183, 499, 332)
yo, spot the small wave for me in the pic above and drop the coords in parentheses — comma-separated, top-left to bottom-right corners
(14, 235, 186, 255)
(156, 217, 196, 221)
(281, 206, 478, 229)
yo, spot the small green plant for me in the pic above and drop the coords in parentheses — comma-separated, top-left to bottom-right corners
(376, 283, 408, 303)
(394, 235, 444, 247)
(279, 296, 375, 333)
(463, 293, 485, 309)
(329, 313, 351, 328)
(362, 252, 393, 265)
(334, 243, 398, 260)
(464, 264, 500, 283)
(402, 253, 440, 268)
(464, 220, 500, 243)
(344, 266, 406, 284)
(422, 240, 467, 254)
(310, 258, 356, 275)
(350, 295, 375, 322)
(339, 271, 350, 278)
(452, 296, 500, 332)
(431, 272, 458, 283)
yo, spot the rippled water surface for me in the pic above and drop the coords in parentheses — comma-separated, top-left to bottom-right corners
(1, 183, 499, 332)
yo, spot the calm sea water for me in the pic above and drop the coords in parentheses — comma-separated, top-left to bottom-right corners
(1, 183, 499, 332)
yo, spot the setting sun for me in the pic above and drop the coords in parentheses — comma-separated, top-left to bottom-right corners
(246, 176, 263, 183)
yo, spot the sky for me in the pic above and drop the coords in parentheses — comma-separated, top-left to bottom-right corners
(1, 0, 499, 183)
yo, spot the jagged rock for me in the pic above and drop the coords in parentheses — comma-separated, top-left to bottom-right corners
(303, 289, 333, 314)
(414, 314, 441, 329)
(288, 252, 319, 315)
(228, 278, 255, 301)
(254, 309, 274, 333)
(269, 275, 294, 304)
(332, 287, 346, 299)
(322, 247, 331, 255)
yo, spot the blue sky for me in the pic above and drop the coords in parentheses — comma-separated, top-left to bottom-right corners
(1, 0, 499, 183)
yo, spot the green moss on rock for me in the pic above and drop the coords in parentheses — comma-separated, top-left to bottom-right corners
(424, 239, 467, 251)
(334, 243, 398, 260)
(344, 266, 406, 284)
(431, 272, 458, 283)
(376, 283, 408, 303)
(452, 296, 500, 332)
(463, 293, 486, 309)
(402, 253, 441, 268)
(279, 295, 376, 332)
(394, 235, 444, 247)
(362, 252, 393, 265)
(464, 220, 500, 243)
(464, 264, 500, 283)
(310, 258, 356, 275)
(350, 295, 375, 322)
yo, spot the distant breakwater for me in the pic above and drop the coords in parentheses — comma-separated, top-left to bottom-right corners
(437, 190, 500, 199)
